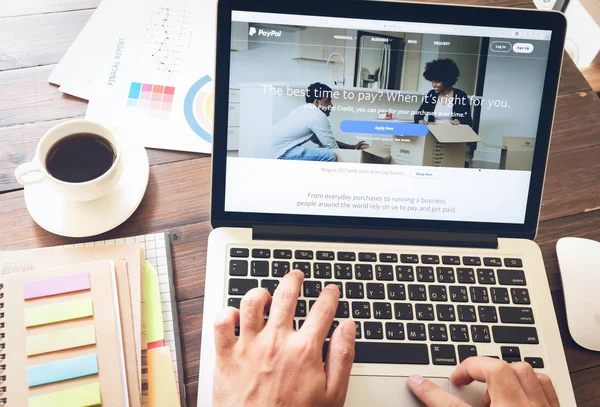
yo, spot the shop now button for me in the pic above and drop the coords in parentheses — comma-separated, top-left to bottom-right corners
(513, 43, 534, 53)
(411, 170, 439, 179)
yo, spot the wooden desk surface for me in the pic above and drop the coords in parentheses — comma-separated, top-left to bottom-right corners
(1, 1, 600, 405)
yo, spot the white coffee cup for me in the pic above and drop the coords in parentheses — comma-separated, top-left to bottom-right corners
(15, 120, 123, 202)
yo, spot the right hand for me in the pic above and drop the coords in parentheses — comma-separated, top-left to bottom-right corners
(407, 356, 560, 406)
(418, 120, 428, 125)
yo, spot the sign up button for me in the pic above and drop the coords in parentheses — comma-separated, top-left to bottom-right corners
(513, 43, 534, 53)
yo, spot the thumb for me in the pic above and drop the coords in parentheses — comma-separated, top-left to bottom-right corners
(407, 376, 471, 407)
(325, 319, 356, 403)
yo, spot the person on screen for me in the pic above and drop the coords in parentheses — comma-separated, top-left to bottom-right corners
(266, 82, 368, 162)
(413, 58, 473, 126)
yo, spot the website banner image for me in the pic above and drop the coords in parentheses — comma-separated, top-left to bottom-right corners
(224, 13, 551, 223)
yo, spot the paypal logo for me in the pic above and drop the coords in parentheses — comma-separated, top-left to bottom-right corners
(248, 26, 282, 38)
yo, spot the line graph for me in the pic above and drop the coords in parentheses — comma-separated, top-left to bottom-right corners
(146, 7, 192, 76)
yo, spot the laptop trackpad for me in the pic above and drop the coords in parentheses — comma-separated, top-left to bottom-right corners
(345, 376, 452, 407)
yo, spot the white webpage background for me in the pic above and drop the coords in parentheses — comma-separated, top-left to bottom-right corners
(225, 158, 531, 224)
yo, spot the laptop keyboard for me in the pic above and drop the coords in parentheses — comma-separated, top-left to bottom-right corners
(226, 247, 544, 369)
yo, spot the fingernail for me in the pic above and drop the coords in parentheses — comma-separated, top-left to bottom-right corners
(408, 375, 425, 386)
(343, 320, 356, 339)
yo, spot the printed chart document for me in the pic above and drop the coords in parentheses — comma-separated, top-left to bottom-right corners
(84, 0, 216, 153)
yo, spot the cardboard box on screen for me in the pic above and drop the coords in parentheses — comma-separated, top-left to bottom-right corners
(334, 146, 391, 164)
(499, 136, 536, 171)
(390, 124, 482, 168)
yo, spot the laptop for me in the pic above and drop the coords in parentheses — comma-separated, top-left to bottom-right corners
(199, 0, 574, 405)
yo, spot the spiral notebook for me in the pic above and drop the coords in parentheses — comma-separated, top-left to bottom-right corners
(0, 261, 129, 407)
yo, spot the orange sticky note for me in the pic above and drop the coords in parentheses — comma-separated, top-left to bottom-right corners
(148, 346, 180, 407)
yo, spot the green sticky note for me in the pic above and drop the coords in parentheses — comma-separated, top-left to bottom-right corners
(144, 261, 164, 344)
(29, 382, 101, 407)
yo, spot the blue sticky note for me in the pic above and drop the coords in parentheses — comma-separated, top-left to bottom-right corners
(128, 82, 142, 99)
(27, 354, 99, 387)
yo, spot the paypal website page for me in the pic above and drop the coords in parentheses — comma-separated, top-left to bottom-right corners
(224, 11, 552, 223)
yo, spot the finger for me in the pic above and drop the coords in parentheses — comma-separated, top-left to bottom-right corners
(483, 389, 491, 406)
(267, 269, 303, 329)
(451, 357, 529, 404)
(407, 376, 470, 407)
(537, 373, 560, 407)
(214, 306, 240, 356)
(511, 362, 549, 406)
(300, 284, 339, 342)
(325, 319, 356, 402)
(239, 287, 271, 337)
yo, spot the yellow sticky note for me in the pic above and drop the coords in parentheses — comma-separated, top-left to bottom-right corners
(25, 298, 94, 327)
(148, 346, 181, 407)
(29, 382, 101, 407)
(26, 325, 96, 356)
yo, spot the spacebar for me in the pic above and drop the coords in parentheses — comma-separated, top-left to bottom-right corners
(323, 342, 430, 365)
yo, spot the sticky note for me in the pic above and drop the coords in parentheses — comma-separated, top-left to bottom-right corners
(148, 346, 180, 407)
(28, 382, 101, 407)
(26, 325, 96, 356)
(28, 354, 99, 387)
(24, 273, 90, 300)
(145, 261, 164, 344)
(25, 298, 93, 327)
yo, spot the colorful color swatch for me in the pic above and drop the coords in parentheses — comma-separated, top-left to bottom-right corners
(28, 383, 102, 407)
(23, 273, 90, 300)
(27, 354, 99, 387)
(128, 82, 175, 112)
(25, 298, 94, 328)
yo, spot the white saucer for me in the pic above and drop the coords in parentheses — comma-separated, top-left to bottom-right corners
(24, 141, 150, 238)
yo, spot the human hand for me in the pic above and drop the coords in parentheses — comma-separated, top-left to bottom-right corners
(355, 141, 369, 150)
(451, 119, 461, 125)
(418, 120, 428, 125)
(213, 270, 357, 407)
(407, 357, 560, 407)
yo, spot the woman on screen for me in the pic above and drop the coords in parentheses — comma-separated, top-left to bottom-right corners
(413, 58, 473, 126)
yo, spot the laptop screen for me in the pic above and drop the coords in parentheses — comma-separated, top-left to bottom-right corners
(223, 10, 553, 225)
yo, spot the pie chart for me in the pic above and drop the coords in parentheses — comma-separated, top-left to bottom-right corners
(184, 75, 213, 143)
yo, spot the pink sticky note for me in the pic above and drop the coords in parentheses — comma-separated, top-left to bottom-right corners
(24, 273, 91, 300)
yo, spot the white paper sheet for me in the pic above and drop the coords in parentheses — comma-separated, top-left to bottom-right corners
(82, 0, 216, 153)
(49, 0, 123, 94)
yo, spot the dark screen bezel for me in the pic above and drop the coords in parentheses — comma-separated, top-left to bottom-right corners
(210, 0, 567, 240)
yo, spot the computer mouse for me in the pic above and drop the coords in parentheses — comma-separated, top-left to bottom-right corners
(556, 237, 600, 352)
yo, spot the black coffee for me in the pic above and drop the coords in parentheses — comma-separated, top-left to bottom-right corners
(46, 133, 116, 183)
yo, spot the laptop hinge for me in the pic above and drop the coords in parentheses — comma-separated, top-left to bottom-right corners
(252, 225, 499, 249)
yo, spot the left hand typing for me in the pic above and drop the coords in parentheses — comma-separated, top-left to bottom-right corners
(212, 270, 357, 407)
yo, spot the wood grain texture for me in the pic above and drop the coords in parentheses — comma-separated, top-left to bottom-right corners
(0, 9, 93, 70)
(560, 53, 593, 95)
(571, 366, 600, 407)
(0, 65, 87, 127)
(541, 144, 600, 222)
(0, 0, 100, 18)
(582, 62, 600, 93)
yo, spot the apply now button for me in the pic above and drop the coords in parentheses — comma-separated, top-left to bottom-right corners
(340, 120, 428, 136)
